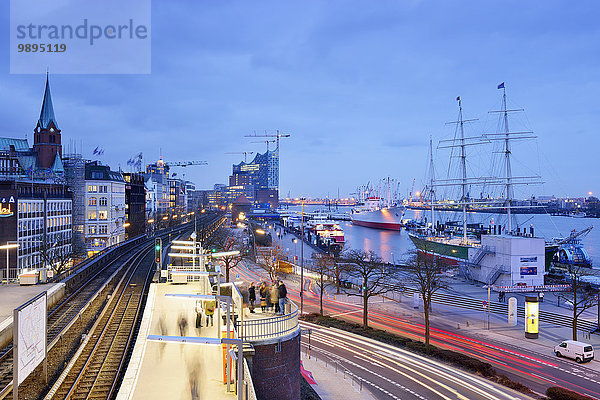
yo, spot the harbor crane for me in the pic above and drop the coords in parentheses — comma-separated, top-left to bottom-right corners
(224, 151, 254, 162)
(553, 226, 594, 245)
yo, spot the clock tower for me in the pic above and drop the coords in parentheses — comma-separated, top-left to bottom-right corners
(33, 74, 62, 169)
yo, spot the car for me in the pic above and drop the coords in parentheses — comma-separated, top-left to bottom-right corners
(554, 340, 594, 363)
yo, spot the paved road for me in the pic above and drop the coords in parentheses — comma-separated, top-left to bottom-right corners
(234, 262, 600, 399)
(301, 320, 532, 400)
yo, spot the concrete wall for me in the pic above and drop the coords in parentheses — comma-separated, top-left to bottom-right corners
(250, 330, 300, 400)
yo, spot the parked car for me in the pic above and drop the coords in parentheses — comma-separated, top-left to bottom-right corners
(554, 340, 594, 363)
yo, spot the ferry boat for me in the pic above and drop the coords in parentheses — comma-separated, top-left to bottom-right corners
(307, 216, 345, 253)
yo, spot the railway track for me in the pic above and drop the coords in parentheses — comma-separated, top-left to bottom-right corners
(0, 237, 150, 396)
(46, 247, 154, 400)
(0, 213, 224, 400)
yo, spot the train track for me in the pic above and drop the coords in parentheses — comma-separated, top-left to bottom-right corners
(0, 237, 152, 396)
(0, 213, 224, 400)
(46, 247, 154, 400)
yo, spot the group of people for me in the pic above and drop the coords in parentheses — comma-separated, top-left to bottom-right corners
(193, 299, 216, 329)
(248, 280, 287, 315)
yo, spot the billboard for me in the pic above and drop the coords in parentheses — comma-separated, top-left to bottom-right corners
(14, 292, 47, 388)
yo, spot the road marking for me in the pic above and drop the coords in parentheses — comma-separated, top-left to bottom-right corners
(330, 309, 363, 317)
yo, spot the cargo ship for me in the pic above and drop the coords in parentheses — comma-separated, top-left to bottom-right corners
(351, 197, 404, 230)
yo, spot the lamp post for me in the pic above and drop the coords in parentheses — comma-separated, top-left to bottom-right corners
(1, 242, 20, 283)
(292, 238, 297, 262)
(300, 197, 305, 315)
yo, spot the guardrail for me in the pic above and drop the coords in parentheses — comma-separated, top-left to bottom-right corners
(238, 299, 299, 341)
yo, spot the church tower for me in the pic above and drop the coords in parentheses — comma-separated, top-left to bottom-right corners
(33, 74, 62, 169)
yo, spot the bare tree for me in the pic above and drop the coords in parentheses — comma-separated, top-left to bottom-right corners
(560, 264, 599, 340)
(206, 227, 249, 282)
(40, 232, 73, 277)
(310, 253, 336, 316)
(257, 241, 287, 281)
(340, 249, 396, 328)
(404, 249, 448, 345)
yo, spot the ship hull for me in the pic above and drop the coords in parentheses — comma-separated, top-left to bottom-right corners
(351, 207, 403, 231)
(409, 233, 559, 269)
(408, 233, 469, 265)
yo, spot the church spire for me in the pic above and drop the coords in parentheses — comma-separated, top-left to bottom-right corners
(38, 73, 58, 130)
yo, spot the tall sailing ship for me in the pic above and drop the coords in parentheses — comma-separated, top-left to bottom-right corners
(408, 84, 558, 266)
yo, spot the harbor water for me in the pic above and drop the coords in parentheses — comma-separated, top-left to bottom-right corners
(286, 205, 598, 266)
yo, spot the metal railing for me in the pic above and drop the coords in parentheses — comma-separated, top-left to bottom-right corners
(237, 299, 299, 341)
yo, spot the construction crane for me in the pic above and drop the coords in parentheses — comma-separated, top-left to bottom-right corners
(244, 129, 290, 149)
(224, 151, 254, 162)
(163, 160, 208, 167)
(250, 139, 276, 151)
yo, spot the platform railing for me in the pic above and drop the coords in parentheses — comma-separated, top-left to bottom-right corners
(237, 299, 299, 341)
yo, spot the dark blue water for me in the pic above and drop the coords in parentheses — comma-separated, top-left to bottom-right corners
(287, 205, 598, 266)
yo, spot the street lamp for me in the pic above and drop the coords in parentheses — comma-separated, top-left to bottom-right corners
(1, 242, 20, 284)
(292, 238, 297, 262)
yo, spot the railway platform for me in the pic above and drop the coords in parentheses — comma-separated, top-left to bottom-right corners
(117, 282, 239, 400)
(0, 282, 64, 349)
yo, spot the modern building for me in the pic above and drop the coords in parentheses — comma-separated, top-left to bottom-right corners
(231, 147, 279, 208)
(123, 172, 146, 239)
(0, 180, 72, 281)
(84, 162, 126, 256)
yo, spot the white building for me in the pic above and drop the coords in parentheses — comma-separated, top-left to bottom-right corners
(84, 162, 126, 256)
(468, 235, 545, 287)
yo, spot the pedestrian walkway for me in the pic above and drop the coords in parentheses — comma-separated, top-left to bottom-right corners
(301, 351, 377, 400)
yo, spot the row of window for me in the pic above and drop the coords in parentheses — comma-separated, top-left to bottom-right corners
(88, 225, 108, 235)
(88, 197, 108, 206)
(18, 201, 71, 213)
(88, 185, 109, 193)
(88, 211, 108, 220)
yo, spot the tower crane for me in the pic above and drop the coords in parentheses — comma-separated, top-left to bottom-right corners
(244, 129, 290, 149)
(163, 160, 208, 167)
(250, 139, 276, 151)
(224, 151, 254, 162)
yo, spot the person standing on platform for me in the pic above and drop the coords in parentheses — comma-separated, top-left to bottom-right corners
(259, 282, 268, 312)
(205, 299, 216, 327)
(270, 281, 280, 313)
(278, 280, 287, 315)
(195, 300, 204, 328)
(248, 282, 256, 313)
(178, 313, 188, 336)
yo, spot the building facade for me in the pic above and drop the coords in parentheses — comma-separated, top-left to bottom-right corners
(85, 162, 126, 256)
(0, 180, 72, 281)
(123, 172, 146, 239)
(231, 147, 279, 208)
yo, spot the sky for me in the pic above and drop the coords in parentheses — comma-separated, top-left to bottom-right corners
(1, 0, 598, 199)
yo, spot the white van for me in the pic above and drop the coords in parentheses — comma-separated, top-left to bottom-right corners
(554, 340, 594, 363)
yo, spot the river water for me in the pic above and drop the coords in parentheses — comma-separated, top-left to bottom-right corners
(286, 205, 598, 266)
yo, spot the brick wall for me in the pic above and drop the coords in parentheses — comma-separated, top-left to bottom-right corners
(250, 331, 300, 400)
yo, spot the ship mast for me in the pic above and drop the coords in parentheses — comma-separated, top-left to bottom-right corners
(458, 97, 468, 243)
(429, 135, 435, 235)
(486, 82, 542, 236)
(501, 85, 513, 234)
